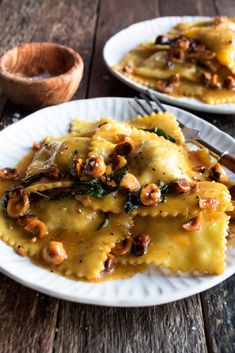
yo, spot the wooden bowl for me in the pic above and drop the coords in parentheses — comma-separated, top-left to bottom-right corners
(0, 42, 84, 108)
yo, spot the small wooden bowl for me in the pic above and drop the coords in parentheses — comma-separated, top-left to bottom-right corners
(0, 42, 84, 108)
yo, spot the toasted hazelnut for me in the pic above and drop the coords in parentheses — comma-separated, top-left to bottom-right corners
(113, 138, 134, 156)
(168, 73, 180, 87)
(100, 175, 117, 189)
(156, 80, 174, 93)
(131, 234, 150, 256)
(25, 219, 48, 239)
(111, 155, 127, 170)
(169, 48, 185, 63)
(7, 190, 30, 218)
(140, 183, 161, 206)
(70, 157, 83, 178)
(104, 253, 115, 272)
(0, 168, 20, 181)
(172, 36, 190, 51)
(155, 35, 169, 45)
(224, 76, 235, 90)
(111, 236, 133, 256)
(119, 173, 140, 193)
(105, 164, 113, 176)
(16, 245, 27, 257)
(182, 213, 202, 232)
(42, 241, 67, 265)
(85, 156, 106, 178)
(123, 65, 133, 73)
(17, 214, 37, 227)
(199, 72, 212, 87)
(210, 74, 222, 89)
(199, 197, 219, 209)
(32, 142, 41, 151)
(192, 166, 206, 174)
(209, 163, 228, 183)
(201, 49, 216, 60)
(171, 179, 194, 194)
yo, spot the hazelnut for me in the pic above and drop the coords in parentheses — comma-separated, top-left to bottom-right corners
(25, 219, 48, 239)
(111, 236, 133, 256)
(131, 234, 150, 257)
(224, 76, 235, 90)
(119, 173, 140, 193)
(123, 65, 133, 74)
(113, 138, 134, 156)
(210, 74, 222, 89)
(17, 214, 37, 227)
(140, 183, 161, 206)
(0, 167, 20, 181)
(199, 72, 212, 87)
(16, 245, 27, 257)
(209, 163, 227, 183)
(182, 213, 202, 232)
(7, 190, 30, 218)
(85, 156, 106, 178)
(171, 179, 194, 194)
(32, 142, 41, 151)
(70, 157, 83, 178)
(100, 175, 117, 189)
(42, 241, 67, 265)
(104, 253, 115, 272)
(169, 48, 185, 63)
(111, 154, 127, 170)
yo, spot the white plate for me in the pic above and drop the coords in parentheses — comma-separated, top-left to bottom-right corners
(103, 16, 235, 114)
(0, 97, 235, 307)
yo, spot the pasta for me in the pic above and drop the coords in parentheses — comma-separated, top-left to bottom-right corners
(0, 111, 233, 280)
(115, 17, 235, 104)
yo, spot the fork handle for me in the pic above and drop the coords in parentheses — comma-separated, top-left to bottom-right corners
(219, 153, 235, 173)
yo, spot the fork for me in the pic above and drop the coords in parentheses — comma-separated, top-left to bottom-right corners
(129, 91, 235, 174)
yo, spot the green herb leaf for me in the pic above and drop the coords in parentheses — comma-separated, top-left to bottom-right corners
(124, 192, 139, 213)
(143, 128, 176, 143)
(110, 165, 129, 183)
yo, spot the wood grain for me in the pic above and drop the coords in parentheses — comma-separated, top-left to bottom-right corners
(54, 296, 207, 353)
(0, 1, 99, 352)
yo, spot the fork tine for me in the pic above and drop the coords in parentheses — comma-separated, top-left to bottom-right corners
(139, 93, 160, 113)
(128, 101, 142, 116)
(134, 97, 152, 116)
(145, 90, 166, 113)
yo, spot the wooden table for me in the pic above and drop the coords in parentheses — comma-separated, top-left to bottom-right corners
(0, 1, 234, 352)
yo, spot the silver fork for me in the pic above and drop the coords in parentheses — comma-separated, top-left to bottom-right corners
(129, 91, 235, 173)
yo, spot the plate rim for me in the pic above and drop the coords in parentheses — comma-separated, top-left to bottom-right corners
(0, 96, 235, 307)
(103, 15, 235, 114)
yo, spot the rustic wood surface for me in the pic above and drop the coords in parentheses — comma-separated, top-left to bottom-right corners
(0, 0, 234, 352)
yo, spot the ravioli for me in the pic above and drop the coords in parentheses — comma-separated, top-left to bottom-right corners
(119, 212, 229, 275)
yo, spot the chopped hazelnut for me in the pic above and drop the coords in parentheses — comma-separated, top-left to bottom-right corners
(113, 138, 134, 156)
(199, 72, 212, 87)
(123, 65, 133, 74)
(0, 168, 20, 181)
(42, 241, 67, 265)
(210, 74, 222, 89)
(224, 76, 235, 90)
(104, 253, 115, 272)
(7, 190, 30, 218)
(131, 234, 150, 256)
(171, 179, 194, 194)
(25, 219, 48, 239)
(32, 142, 41, 151)
(85, 156, 106, 178)
(111, 236, 133, 256)
(16, 245, 27, 257)
(182, 213, 202, 232)
(209, 163, 228, 183)
(140, 183, 161, 206)
(119, 173, 140, 193)
(169, 48, 185, 63)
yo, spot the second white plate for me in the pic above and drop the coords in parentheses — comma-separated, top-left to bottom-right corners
(103, 16, 235, 114)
